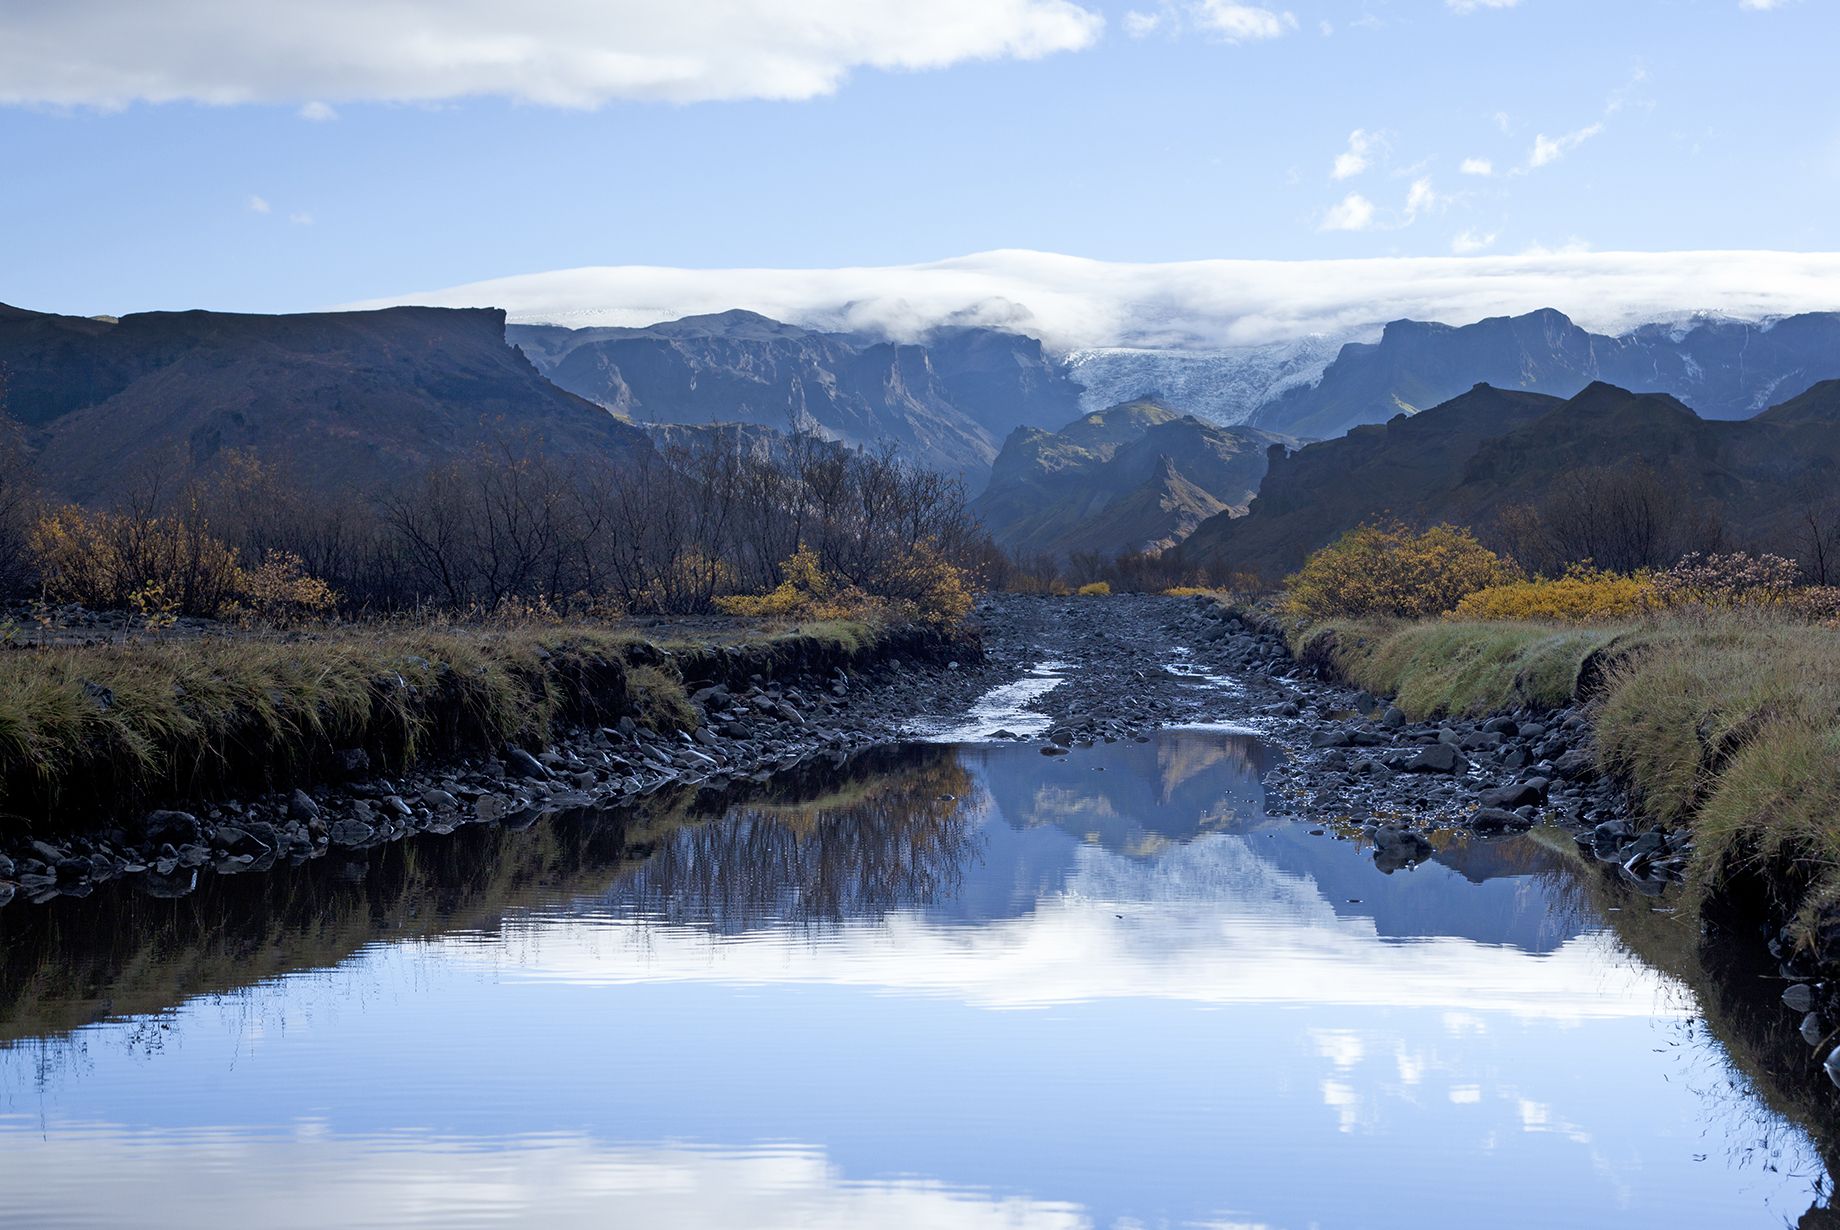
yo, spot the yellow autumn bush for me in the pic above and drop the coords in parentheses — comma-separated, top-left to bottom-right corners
(1076, 581, 1112, 597)
(32, 505, 247, 617)
(32, 506, 340, 622)
(1448, 565, 1653, 623)
(1282, 522, 1519, 620)
(717, 542, 974, 625)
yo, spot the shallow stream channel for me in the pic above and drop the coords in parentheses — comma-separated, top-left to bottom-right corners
(1, 656, 1835, 1227)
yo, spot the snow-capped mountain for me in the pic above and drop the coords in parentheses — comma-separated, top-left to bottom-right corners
(1063, 335, 1356, 426)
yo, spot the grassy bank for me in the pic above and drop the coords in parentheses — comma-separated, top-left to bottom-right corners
(1281, 611, 1840, 950)
(0, 617, 970, 828)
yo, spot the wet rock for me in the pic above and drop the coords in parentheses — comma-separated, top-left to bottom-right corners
(328, 819, 375, 847)
(334, 747, 372, 778)
(1553, 748, 1596, 781)
(1468, 807, 1532, 834)
(1479, 779, 1547, 810)
(1370, 825, 1433, 870)
(287, 789, 321, 823)
(505, 748, 550, 781)
(1593, 818, 1634, 846)
(1405, 744, 1466, 774)
(1803, 1012, 1826, 1047)
(1784, 984, 1818, 1014)
(1381, 706, 1406, 729)
(0, 854, 11, 879)
(212, 825, 272, 857)
(0, 881, 13, 907)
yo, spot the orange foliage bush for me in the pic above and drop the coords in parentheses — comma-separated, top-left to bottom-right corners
(1282, 522, 1519, 620)
(1448, 566, 1653, 623)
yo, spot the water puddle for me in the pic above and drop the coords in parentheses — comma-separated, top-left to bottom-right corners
(907, 659, 1068, 741)
(0, 729, 1831, 1228)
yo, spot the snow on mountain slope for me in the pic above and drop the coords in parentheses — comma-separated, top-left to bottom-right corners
(1063, 335, 1355, 426)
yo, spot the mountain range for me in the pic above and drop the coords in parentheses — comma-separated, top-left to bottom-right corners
(0, 302, 650, 501)
(507, 311, 1083, 481)
(971, 400, 1293, 561)
(1179, 379, 1840, 584)
(1246, 309, 1840, 440)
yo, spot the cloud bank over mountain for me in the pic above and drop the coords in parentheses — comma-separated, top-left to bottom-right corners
(354, 249, 1840, 352)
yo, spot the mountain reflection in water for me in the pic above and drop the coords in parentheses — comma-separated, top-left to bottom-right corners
(0, 728, 1833, 1230)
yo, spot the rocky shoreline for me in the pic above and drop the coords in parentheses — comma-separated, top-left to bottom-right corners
(0, 623, 1006, 910)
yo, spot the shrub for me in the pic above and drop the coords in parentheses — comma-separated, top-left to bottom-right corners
(718, 542, 974, 626)
(871, 539, 976, 624)
(1282, 522, 1519, 620)
(1646, 551, 1802, 611)
(1076, 581, 1112, 597)
(716, 546, 878, 622)
(32, 505, 245, 617)
(1448, 565, 1653, 623)
(234, 550, 340, 625)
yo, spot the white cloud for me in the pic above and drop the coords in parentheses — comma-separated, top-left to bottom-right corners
(298, 100, 337, 121)
(1529, 121, 1603, 168)
(348, 248, 1840, 353)
(1401, 177, 1442, 223)
(1451, 229, 1498, 254)
(1123, 9, 1165, 36)
(0, 0, 1104, 109)
(288, 211, 314, 225)
(1447, 0, 1519, 10)
(246, 194, 271, 214)
(1319, 193, 1377, 231)
(2, 1131, 1093, 1230)
(1331, 129, 1384, 180)
(1740, 0, 1796, 9)
(1193, 2, 1296, 42)
(1459, 157, 1493, 176)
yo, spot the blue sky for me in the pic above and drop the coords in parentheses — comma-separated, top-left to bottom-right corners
(2, 0, 1835, 321)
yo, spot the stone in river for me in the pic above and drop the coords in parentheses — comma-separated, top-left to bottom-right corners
(1406, 743, 1466, 774)
(1784, 984, 1817, 1014)
(328, 819, 375, 847)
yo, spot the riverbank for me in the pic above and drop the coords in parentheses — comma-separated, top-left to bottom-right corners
(0, 615, 991, 906)
(1277, 609, 1840, 1074)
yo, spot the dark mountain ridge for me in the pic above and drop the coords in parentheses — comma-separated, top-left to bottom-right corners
(0, 302, 651, 502)
(1183, 378, 1840, 583)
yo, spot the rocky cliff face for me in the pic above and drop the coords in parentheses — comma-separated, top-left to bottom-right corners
(1250, 309, 1840, 440)
(508, 311, 1083, 482)
(1, 302, 651, 502)
(971, 399, 1294, 561)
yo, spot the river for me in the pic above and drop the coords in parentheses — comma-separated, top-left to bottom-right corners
(0, 726, 1832, 1228)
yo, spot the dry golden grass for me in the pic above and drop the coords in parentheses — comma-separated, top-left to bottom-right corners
(0, 615, 905, 827)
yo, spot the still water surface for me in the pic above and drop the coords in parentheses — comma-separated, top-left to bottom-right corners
(0, 729, 1831, 1228)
